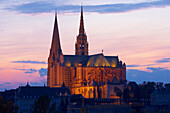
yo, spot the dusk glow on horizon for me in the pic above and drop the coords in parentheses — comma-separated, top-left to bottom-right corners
(0, 0, 170, 91)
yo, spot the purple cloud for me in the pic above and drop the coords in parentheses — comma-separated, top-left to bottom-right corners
(127, 67, 170, 84)
(13, 68, 37, 74)
(13, 68, 47, 77)
(5, 0, 170, 14)
(25, 68, 37, 74)
(39, 68, 47, 77)
(12, 60, 47, 64)
(127, 64, 155, 68)
(156, 58, 170, 63)
(127, 65, 140, 67)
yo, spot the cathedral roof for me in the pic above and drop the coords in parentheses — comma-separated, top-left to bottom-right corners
(63, 55, 89, 67)
(17, 85, 70, 97)
(63, 53, 119, 67)
(87, 54, 110, 67)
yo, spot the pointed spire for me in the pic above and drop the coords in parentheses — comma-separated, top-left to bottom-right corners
(112, 76, 119, 84)
(61, 82, 65, 87)
(79, 6, 85, 35)
(26, 81, 30, 87)
(75, 6, 89, 55)
(51, 13, 62, 55)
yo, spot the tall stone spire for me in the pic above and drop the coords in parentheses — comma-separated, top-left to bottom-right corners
(75, 6, 89, 55)
(48, 13, 63, 87)
(48, 13, 63, 67)
(50, 13, 62, 56)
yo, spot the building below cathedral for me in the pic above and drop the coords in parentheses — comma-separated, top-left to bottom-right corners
(0, 82, 70, 113)
(47, 6, 126, 99)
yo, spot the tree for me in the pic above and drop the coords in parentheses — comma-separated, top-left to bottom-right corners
(137, 81, 156, 99)
(114, 87, 123, 98)
(156, 82, 163, 90)
(164, 83, 170, 89)
(49, 101, 58, 113)
(129, 109, 137, 113)
(0, 96, 14, 113)
(123, 88, 131, 101)
(59, 98, 67, 113)
(33, 95, 51, 113)
(157, 110, 170, 113)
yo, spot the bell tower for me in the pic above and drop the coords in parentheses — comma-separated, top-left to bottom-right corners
(75, 6, 89, 55)
(47, 13, 64, 87)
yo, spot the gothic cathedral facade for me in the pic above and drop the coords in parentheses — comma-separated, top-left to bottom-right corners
(47, 7, 126, 99)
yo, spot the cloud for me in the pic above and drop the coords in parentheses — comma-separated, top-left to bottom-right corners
(13, 68, 37, 74)
(156, 58, 170, 63)
(5, 82, 11, 84)
(30, 82, 46, 86)
(12, 68, 47, 77)
(39, 68, 47, 77)
(13, 68, 27, 71)
(0, 82, 12, 90)
(5, 0, 170, 14)
(25, 68, 37, 74)
(12, 60, 47, 64)
(127, 64, 155, 68)
(127, 65, 140, 67)
(127, 67, 170, 83)
(0, 84, 4, 86)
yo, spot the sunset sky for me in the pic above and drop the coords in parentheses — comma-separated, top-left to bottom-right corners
(0, 0, 170, 90)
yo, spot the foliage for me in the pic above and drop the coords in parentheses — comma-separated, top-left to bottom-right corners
(59, 98, 67, 113)
(156, 110, 170, 113)
(123, 88, 131, 101)
(49, 101, 58, 113)
(164, 83, 170, 89)
(123, 81, 168, 101)
(114, 87, 123, 98)
(137, 81, 156, 99)
(127, 81, 156, 99)
(156, 82, 163, 90)
(129, 109, 137, 113)
(0, 96, 15, 113)
(33, 95, 51, 113)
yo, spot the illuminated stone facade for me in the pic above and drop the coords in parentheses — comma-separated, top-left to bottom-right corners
(47, 7, 126, 99)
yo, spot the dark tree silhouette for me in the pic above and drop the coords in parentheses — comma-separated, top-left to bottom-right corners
(49, 101, 58, 113)
(0, 96, 15, 113)
(156, 82, 163, 90)
(165, 83, 170, 88)
(33, 95, 51, 113)
(59, 98, 67, 113)
(114, 87, 123, 98)
(123, 88, 131, 101)
(136, 81, 156, 99)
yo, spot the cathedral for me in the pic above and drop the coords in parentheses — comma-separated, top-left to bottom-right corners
(47, 7, 126, 99)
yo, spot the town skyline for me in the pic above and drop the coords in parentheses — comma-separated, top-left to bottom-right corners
(0, 0, 170, 90)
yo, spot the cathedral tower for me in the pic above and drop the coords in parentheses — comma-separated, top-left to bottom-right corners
(47, 13, 64, 87)
(75, 6, 89, 55)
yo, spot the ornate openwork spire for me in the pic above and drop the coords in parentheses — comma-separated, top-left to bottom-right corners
(79, 6, 85, 35)
(75, 6, 89, 55)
